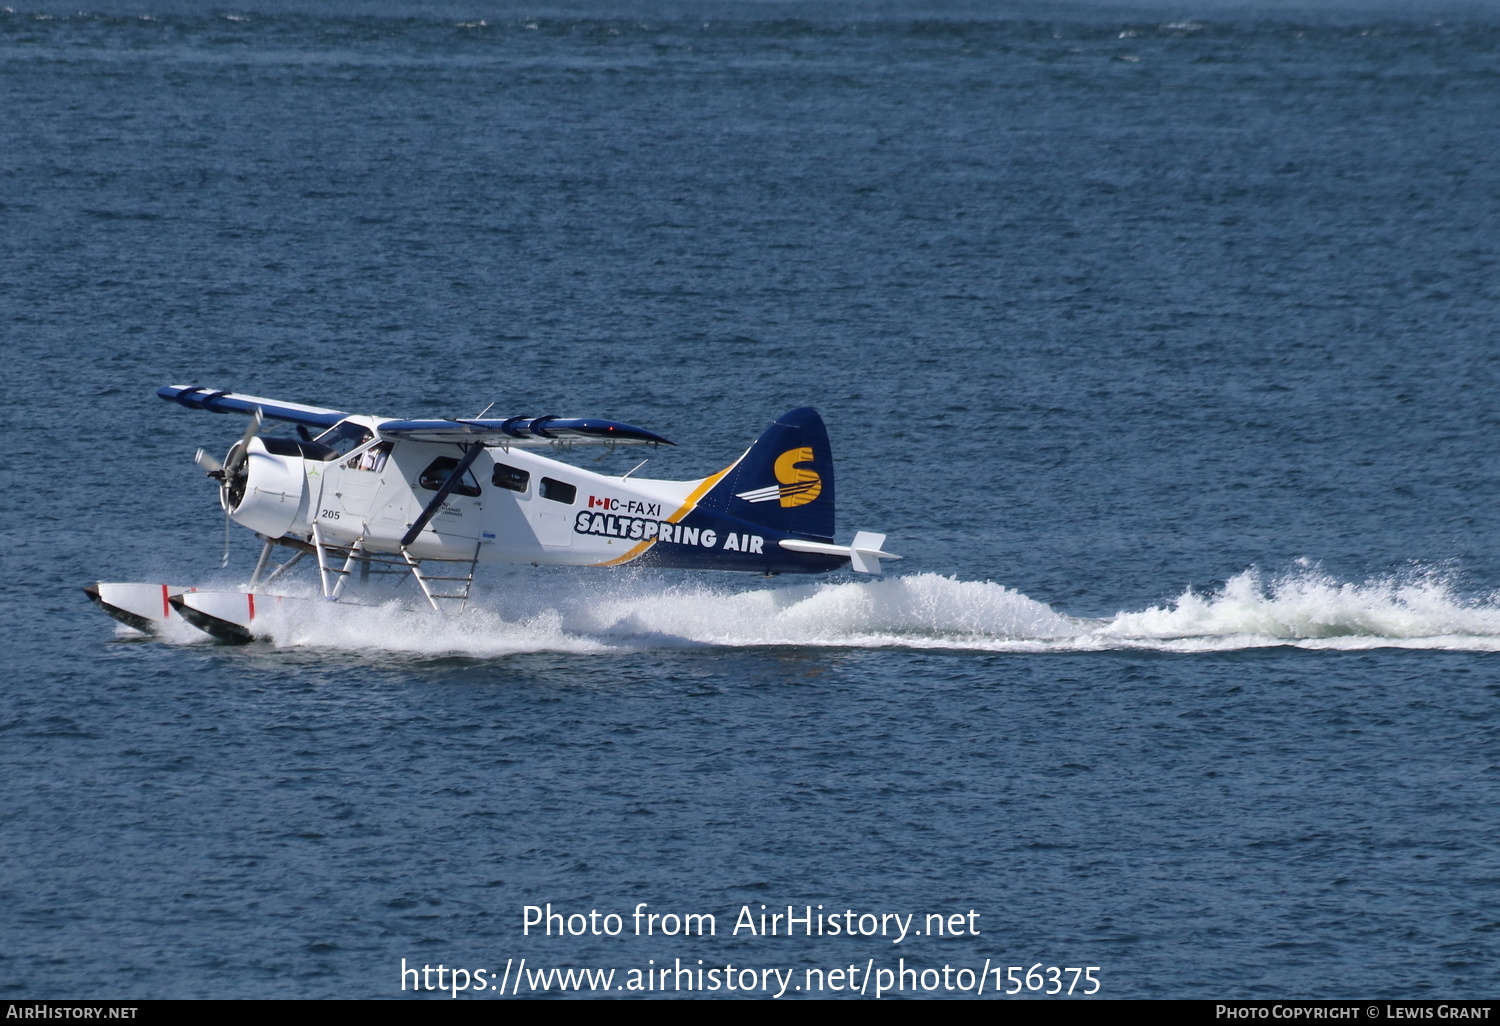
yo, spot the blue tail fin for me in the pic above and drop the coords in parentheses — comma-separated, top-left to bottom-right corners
(697, 407, 836, 542)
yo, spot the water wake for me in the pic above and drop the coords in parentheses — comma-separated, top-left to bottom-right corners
(1100, 567, 1500, 652)
(238, 567, 1500, 657)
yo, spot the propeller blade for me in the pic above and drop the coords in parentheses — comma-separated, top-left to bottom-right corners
(222, 408, 264, 478)
(194, 447, 224, 474)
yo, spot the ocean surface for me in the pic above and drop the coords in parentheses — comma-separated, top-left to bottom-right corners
(4, 0, 1500, 999)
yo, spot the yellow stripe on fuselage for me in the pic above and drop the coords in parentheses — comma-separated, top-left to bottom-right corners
(592, 462, 736, 567)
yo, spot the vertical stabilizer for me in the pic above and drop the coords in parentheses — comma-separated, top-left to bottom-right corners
(697, 407, 836, 541)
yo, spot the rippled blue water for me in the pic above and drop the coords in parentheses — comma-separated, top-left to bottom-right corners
(4, 0, 1500, 999)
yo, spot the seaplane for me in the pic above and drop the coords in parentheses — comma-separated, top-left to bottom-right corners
(85, 386, 900, 642)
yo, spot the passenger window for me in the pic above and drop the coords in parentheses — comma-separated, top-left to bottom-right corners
(539, 477, 576, 504)
(418, 457, 482, 497)
(492, 463, 530, 493)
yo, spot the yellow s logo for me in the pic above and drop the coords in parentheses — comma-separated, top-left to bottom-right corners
(773, 447, 822, 508)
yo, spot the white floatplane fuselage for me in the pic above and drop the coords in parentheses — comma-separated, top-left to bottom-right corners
(246, 415, 769, 569)
(86, 386, 898, 642)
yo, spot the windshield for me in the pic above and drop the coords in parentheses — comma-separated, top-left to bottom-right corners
(313, 420, 374, 457)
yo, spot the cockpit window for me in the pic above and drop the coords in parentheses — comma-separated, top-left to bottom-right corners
(313, 421, 374, 457)
(418, 457, 482, 497)
(345, 441, 392, 473)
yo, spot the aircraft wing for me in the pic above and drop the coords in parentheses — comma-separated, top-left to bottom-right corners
(158, 385, 672, 447)
(377, 416, 674, 448)
(158, 385, 348, 429)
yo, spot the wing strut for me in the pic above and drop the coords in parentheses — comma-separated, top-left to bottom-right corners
(400, 443, 485, 549)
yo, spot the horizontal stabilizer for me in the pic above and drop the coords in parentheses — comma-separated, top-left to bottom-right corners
(779, 531, 901, 575)
(158, 385, 347, 429)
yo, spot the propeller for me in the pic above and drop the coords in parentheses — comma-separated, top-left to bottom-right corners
(200, 409, 262, 570)
(193, 409, 261, 481)
(222, 408, 263, 480)
(195, 447, 224, 477)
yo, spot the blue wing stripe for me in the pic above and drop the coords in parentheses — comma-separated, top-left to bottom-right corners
(157, 386, 672, 446)
(378, 417, 673, 446)
(158, 385, 348, 429)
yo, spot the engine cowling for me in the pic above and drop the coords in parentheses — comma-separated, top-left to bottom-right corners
(222, 437, 309, 539)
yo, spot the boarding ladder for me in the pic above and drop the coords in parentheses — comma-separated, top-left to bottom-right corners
(397, 549, 480, 615)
